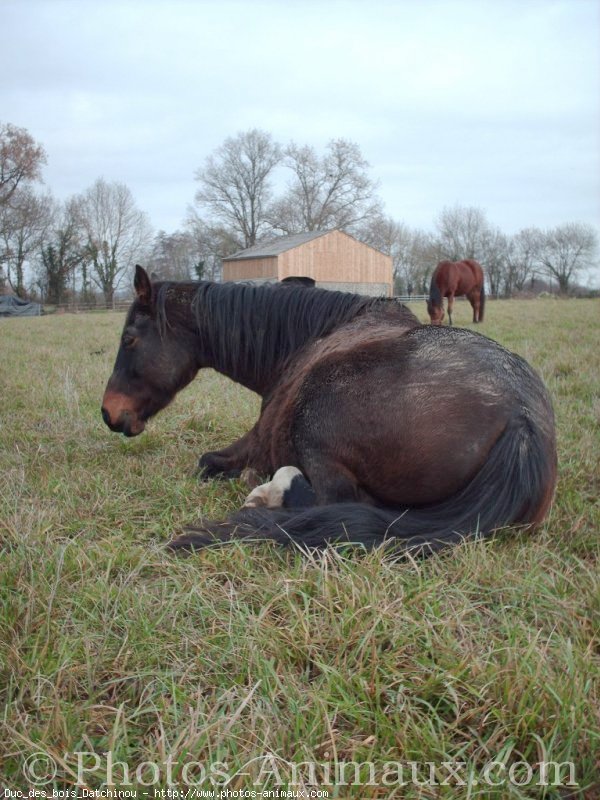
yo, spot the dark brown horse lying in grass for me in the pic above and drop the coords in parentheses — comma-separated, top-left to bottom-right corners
(427, 259, 485, 325)
(101, 266, 556, 555)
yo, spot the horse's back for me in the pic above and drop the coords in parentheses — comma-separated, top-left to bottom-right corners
(433, 260, 466, 295)
(452, 259, 482, 293)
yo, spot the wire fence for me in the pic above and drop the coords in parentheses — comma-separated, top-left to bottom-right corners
(40, 291, 455, 315)
(42, 299, 133, 314)
(43, 294, 434, 314)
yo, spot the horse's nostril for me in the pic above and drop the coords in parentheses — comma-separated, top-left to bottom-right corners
(101, 407, 111, 426)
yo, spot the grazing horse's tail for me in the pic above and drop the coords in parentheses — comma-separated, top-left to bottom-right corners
(168, 413, 557, 556)
(479, 283, 485, 322)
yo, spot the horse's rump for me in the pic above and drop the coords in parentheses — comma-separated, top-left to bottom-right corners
(280, 324, 553, 507)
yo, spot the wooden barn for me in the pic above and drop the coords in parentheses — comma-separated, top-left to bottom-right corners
(222, 230, 393, 296)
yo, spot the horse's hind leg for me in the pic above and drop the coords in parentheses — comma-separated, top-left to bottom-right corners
(301, 454, 363, 504)
(469, 291, 480, 323)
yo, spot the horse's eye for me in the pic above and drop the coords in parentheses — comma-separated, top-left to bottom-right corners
(122, 334, 137, 349)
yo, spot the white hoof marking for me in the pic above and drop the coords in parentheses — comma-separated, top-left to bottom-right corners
(243, 466, 303, 508)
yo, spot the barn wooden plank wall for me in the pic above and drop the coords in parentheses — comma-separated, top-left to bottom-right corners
(278, 230, 391, 289)
(223, 258, 277, 281)
(222, 230, 392, 295)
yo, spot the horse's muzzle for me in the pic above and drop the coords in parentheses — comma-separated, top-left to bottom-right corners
(101, 406, 145, 437)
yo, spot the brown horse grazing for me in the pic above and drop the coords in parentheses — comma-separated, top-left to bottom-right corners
(101, 265, 556, 555)
(427, 259, 485, 325)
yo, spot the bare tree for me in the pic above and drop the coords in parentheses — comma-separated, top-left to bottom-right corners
(537, 222, 598, 294)
(271, 139, 381, 235)
(435, 204, 490, 261)
(194, 129, 282, 249)
(504, 227, 542, 296)
(185, 209, 239, 281)
(0, 186, 53, 297)
(36, 199, 84, 305)
(359, 215, 406, 281)
(0, 122, 47, 208)
(147, 230, 196, 281)
(359, 215, 431, 294)
(75, 178, 152, 307)
(479, 227, 509, 298)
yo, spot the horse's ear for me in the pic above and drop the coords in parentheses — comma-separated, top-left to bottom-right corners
(134, 265, 152, 307)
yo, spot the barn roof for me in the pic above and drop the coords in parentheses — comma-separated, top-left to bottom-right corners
(222, 230, 330, 261)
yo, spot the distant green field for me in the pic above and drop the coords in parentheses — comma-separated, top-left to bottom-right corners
(1, 298, 598, 797)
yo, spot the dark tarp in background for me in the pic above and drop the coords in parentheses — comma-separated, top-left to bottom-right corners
(0, 296, 42, 317)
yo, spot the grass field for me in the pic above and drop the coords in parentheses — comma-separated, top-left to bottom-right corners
(1, 298, 598, 797)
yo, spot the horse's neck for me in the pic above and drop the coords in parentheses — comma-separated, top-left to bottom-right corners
(181, 282, 412, 396)
(188, 283, 303, 396)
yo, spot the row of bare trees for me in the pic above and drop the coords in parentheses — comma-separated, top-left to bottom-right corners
(1, 123, 153, 306)
(360, 209, 599, 296)
(1, 122, 598, 304)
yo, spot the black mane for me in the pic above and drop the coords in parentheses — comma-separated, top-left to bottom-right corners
(155, 281, 400, 392)
(429, 274, 442, 307)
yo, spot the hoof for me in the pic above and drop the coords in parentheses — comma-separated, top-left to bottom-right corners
(196, 455, 241, 481)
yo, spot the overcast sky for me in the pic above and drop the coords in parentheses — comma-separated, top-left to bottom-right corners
(2, 0, 599, 246)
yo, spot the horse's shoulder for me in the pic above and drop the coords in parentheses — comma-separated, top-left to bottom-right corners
(432, 261, 454, 287)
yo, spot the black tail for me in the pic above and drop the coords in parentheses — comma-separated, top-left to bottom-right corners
(169, 415, 556, 556)
(479, 284, 486, 322)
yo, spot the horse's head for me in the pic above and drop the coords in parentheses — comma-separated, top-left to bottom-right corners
(101, 266, 199, 437)
(426, 298, 444, 325)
